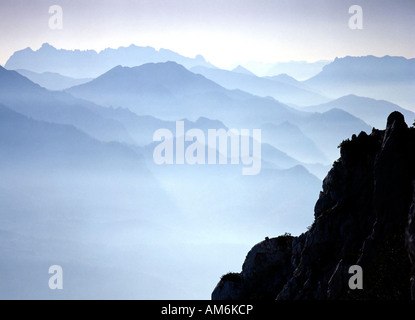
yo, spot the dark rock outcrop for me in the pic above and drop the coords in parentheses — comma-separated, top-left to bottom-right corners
(212, 111, 415, 300)
(213, 235, 294, 299)
(407, 182, 415, 300)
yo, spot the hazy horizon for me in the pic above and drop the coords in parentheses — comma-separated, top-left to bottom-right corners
(1, 0, 414, 68)
(2, 42, 334, 69)
(5, 42, 415, 72)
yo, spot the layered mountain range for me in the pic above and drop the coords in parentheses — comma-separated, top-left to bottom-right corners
(1, 43, 414, 299)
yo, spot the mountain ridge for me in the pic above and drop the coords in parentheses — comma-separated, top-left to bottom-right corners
(0, 104, 145, 170)
(0, 66, 134, 144)
(303, 55, 415, 110)
(5, 43, 215, 78)
(15, 69, 92, 91)
(305, 94, 415, 129)
(307, 55, 415, 84)
(190, 65, 328, 106)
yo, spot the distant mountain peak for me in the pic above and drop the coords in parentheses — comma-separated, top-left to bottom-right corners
(40, 42, 55, 50)
(195, 54, 207, 62)
(65, 60, 227, 116)
(267, 73, 303, 86)
(14, 69, 93, 91)
(73, 61, 219, 89)
(130, 61, 190, 74)
(272, 73, 297, 81)
(232, 65, 256, 76)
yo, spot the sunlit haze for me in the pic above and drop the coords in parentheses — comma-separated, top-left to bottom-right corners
(0, 0, 414, 68)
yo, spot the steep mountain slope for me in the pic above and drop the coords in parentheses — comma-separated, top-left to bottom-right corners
(213, 111, 415, 300)
(0, 104, 141, 169)
(15, 69, 92, 91)
(0, 66, 132, 143)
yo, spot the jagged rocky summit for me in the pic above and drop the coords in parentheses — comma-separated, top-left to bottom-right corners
(212, 111, 415, 300)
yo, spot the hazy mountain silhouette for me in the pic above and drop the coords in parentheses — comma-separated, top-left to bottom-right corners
(0, 66, 132, 143)
(66, 61, 370, 162)
(297, 108, 372, 161)
(16, 69, 92, 91)
(3, 64, 251, 150)
(265, 73, 314, 91)
(5, 43, 215, 78)
(140, 142, 322, 238)
(242, 60, 330, 80)
(88, 103, 230, 146)
(261, 121, 328, 164)
(0, 104, 143, 170)
(305, 95, 415, 129)
(260, 143, 330, 179)
(304, 56, 415, 109)
(306, 55, 415, 84)
(67, 62, 226, 116)
(0, 102, 171, 222)
(232, 65, 256, 76)
(190, 65, 328, 106)
(66, 61, 305, 126)
(2, 59, 368, 167)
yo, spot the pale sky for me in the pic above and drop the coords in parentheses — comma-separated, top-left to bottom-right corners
(0, 0, 414, 67)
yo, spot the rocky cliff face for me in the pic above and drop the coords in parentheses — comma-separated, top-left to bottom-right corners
(212, 111, 415, 300)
